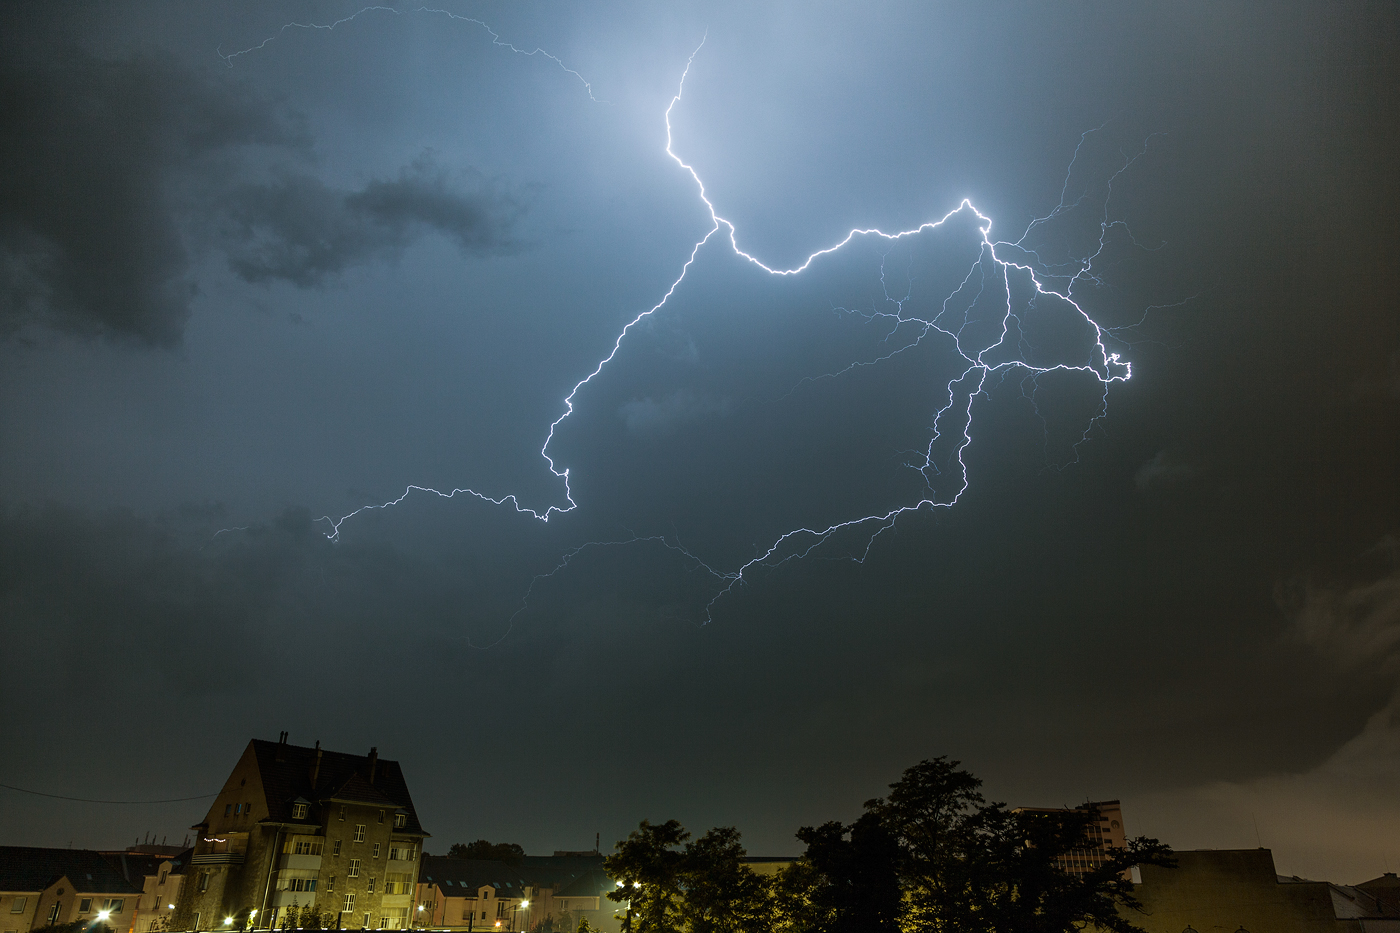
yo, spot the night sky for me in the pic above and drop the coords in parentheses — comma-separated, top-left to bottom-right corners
(2, 2, 1397, 884)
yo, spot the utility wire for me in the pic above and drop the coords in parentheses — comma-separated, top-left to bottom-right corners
(0, 782, 216, 804)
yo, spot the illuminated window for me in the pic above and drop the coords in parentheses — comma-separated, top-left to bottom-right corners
(354, 825, 366, 843)
(235, 803, 242, 814)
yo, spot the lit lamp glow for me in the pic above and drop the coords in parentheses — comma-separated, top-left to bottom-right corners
(97, 911, 111, 921)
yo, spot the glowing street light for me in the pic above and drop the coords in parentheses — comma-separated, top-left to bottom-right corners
(97, 911, 111, 922)
(224, 918, 234, 926)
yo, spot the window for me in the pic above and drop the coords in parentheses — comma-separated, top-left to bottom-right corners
(481, 913, 487, 921)
(349, 860, 361, 878)
(393, 813, 406, 829)
(80, 900, 92, 914)
(11, 897, 27, 913)
(289, 840, 324, 856)
(461, 911, 470, 921)
(234, 803, 242, 814)
(333, 841, 342, 857)
(372, 844, 381, 859)
(339, 806, 346, 821)
(292, 803, 309, 820)
(362, 913, 369, 929)
(378, 810, 385, 824)
(384, 874, 412, 895)
(158, 871, 168, 886)
(198, 873, 209, 893)
(192, 912, 200, 931)
(388, 845, 415, 862)
(343, 895, 355, 913)
(224, 804, 232, 816)
(353, 824, 366, 843)
(383, 908, 408, 930)
(326, 877, 335, 894)
(244, 802, 251, 815)
(105, 900, 124, 914)
(367, 877, 375, 894)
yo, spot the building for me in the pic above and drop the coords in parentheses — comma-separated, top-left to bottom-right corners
(1124, 848, 1400, 933)
(414, 855, 618, 933)
(1012, 799, 1129, 875)
(173, 733, 428, 932)
(0, 847, 143, 933)
(128, 849, 192, 933)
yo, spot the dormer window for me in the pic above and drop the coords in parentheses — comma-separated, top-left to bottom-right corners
(292, 803, 309, 820)
(393, 812, 407, 829)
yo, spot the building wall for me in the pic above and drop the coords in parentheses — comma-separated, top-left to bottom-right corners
(132, 859, 185, 933)
(1, 891, 41, 933)
(28, 878, 138, 933)
(1125, 849, 1358, 933)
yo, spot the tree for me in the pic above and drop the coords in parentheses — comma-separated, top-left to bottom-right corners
(606, 820, 689, 933)
(864, 757, 1175, 933)
(447, 840, 526, 863)
(678, 827, 771, 933)
(793, 813, 900, 933)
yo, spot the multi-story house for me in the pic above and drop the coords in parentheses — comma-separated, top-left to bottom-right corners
(129, 849, 191, 933)
(173, 734, 428, 932)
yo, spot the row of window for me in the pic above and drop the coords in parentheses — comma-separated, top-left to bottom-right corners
(337, 807, 408, 829)
(223, 802, 253, 818)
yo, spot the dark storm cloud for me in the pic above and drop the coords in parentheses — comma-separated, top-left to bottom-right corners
(0, 49, 298, 344)
(0, 51, 524, 344)
(221, 154, 524, 288)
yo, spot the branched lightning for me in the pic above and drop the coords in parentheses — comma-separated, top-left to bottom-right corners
(219, 29, 1167, 629)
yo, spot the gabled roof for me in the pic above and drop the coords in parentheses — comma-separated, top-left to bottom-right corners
(553, 869, 614, 899)
(418, 857, 530, 895)
(243, 739, 427, 835)
(0, 848, 142, 895)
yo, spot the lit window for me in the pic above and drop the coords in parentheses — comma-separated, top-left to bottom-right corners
(292, 803, 309, 820)
(354, 825, 366, 843)
(349, 860, 361, 878)
(235, 803, 242, 814)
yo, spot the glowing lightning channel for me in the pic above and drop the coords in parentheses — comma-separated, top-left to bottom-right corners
(226, 31, 1155, 626)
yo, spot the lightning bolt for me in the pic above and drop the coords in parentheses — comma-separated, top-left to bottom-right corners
(218, 29, 1165, 628)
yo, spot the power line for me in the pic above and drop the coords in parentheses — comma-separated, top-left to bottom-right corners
(0, 782, 216, 804)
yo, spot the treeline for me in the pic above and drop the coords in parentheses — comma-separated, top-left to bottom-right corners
(602, 758, 1173, 933)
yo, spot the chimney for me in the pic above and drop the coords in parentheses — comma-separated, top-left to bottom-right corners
(367, 747, 378, 784)
(311, 743, 323, 789)
(279, 731, 289, 744)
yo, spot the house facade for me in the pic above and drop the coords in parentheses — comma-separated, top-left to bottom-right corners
(0, 847, 144, 933)
(173, 734, 428, 932)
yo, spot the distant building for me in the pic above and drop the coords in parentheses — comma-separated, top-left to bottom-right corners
(1012, 799, 1129, 875)
(172, 733, 428, 932)
(415, 855, 617, 932)
(0, 847, 143, 933)
(1127, 848, 1400, 933)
